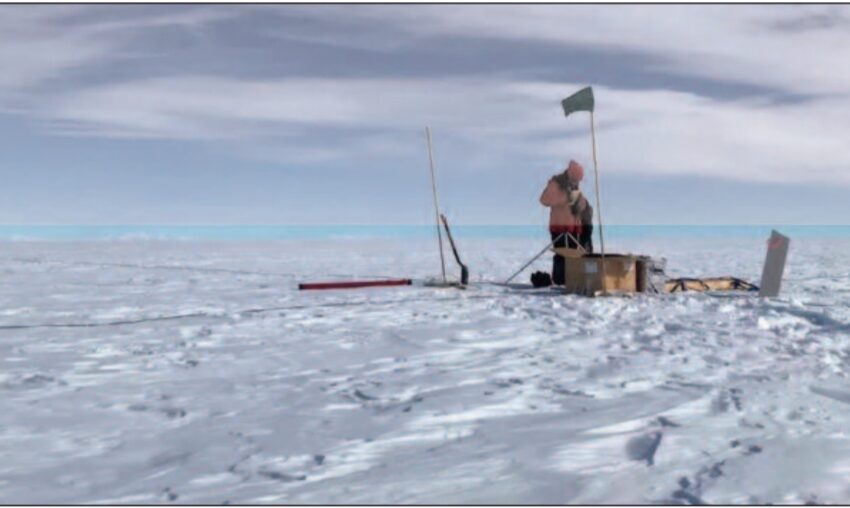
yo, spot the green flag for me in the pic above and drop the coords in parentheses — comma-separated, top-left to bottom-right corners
(561, 86, 594, 117)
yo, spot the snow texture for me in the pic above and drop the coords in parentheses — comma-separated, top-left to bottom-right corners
(2, 235, 850, 504)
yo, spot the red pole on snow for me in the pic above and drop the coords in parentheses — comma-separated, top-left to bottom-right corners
(298, 279, 413, 291)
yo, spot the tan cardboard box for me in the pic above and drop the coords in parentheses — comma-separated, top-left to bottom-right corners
(553, 249, 643, 296)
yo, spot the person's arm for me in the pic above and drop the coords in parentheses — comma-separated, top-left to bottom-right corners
(570, 191, 585, 211)
(579, 197, 594, 225)
(540, 179, 568, 207)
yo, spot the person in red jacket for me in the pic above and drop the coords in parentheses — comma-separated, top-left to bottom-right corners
(539, 160, 594, 285)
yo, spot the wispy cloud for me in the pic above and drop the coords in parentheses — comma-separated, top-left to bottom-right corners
(3, 4, 850, 189)
(0, 5, 233, 95)
(28, 75, 850, 185)
(0, 7, 108, 97)
(312, 5, 850, 96)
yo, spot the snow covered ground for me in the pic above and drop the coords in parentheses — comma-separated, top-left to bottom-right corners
(2, 234, 850, 504)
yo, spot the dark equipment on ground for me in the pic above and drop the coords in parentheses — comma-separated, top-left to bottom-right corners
(440, 214, 469, 286)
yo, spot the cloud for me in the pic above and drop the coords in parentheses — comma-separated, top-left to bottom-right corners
(32, 75, 850, 185)
(0, 5, 233, 100)
(768, 7, 850, 32)
(4, 5, 850, 189)
(0, 7, 109, 96)
(293, 5, 850, 96)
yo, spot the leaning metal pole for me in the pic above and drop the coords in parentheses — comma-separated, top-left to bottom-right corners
(504, 233, 566, 285)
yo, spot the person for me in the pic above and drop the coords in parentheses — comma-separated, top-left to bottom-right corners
(538, 160, 594, 285)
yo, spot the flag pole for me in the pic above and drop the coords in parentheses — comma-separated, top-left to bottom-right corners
(589, 111, 608, 294)
(425, 126, 447, 284)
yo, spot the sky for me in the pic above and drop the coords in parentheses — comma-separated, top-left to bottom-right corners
(1, 4, 849, 225)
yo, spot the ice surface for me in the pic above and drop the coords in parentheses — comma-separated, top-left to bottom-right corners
(2, 236, 850, 504)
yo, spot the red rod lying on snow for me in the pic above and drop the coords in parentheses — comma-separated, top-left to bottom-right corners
(298, 279, 412, 291)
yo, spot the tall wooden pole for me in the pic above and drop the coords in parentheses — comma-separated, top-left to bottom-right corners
(589, 111, 607, 294)
(425, 127, 447, 284)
